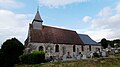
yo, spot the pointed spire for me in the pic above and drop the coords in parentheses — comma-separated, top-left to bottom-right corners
(37, 5, 39, 12)
(33, 6, 43, 22)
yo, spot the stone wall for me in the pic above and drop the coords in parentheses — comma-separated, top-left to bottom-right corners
(82, 45, 101, 54)
(25, 43, 82, 57)
(24, 43, 101, 60)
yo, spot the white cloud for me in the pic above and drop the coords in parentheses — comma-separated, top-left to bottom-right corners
(98, 7, 112, 17)
(39, 0, 89, 8)
(82, 16, 92, 23)
(76, 28, 114, 42)
(92, 11, 120, 29)
(80, 3, 120, 42)
(83, 29, 114, 42)
(116, 2, 120, 14)
(0, 0, 24, 8)
(0, 9, 31, 44)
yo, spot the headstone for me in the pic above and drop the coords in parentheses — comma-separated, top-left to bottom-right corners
(82, 54, 87, 59)
(101, 51, 106, 57)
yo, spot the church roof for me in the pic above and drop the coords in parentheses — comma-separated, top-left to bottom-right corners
(79, 34, 97, 45)
(33, 11, 43, 22)
(28, 24, 83, 45)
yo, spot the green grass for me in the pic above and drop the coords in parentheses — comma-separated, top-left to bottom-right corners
(15, 58, 120, 67)
(114, 53, 120, 58)
(15, 54, 120, 67)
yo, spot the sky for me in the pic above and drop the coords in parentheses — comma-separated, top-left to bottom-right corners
(0, 0, 120, 46)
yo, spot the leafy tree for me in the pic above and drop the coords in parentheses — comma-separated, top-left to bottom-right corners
(108, 41, 114, 48)
(113, 39, 120, 48)
(101, 38, 108, 49)
(1, 38, 24, 67)
(113, 39, 120, 43)
(0, 49, 4, 67)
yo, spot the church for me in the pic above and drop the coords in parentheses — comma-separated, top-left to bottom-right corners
(24, 10, 101, 60)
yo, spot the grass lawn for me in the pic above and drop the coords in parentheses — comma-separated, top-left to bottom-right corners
(15, 58, 120, 67)
(15, 54, 120, 67)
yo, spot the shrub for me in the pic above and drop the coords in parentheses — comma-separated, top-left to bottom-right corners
(20, 51, 45, 64)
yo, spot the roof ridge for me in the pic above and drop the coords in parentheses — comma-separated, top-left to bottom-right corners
(43, 25, 76, 32)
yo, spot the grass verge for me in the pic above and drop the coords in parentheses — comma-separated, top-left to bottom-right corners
(15, 57, 120, 67)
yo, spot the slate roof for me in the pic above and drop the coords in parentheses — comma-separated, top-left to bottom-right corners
(26, 24, 84, 45)
(79, 34, 97, 45)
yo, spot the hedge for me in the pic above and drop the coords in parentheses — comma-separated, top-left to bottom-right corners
(19, 51, 45, 64)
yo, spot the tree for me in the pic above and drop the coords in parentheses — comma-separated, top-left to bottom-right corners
(0, 49, 4, 67)
(1, 38, 24, 67)
(101, 38, 108, 49)
(108, 41, 114, 48)
(113, 39, 120, 48)
(113, 39, 120, 43)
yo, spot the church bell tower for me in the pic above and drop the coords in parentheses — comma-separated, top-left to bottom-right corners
(32, 9, 43, 30)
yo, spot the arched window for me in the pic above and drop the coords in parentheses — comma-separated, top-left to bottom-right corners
(55, 45, 59, 52)
(73, 45, 76, 52)
(77, 48, 79, 54)
(39, 46, 43, 51)
(81, 45, 84, 51)
(89, 45, 91, 51)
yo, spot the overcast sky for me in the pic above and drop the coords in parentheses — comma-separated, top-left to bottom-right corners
(0, 0, 120, 46)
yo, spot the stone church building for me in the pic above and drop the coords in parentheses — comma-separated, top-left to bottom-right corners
(24, 10, 101, 59)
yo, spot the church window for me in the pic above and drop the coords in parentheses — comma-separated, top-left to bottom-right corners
(39, 46, 43, 51)
(81, 45, 84, 51)
(89, 45, 91, 51)
(77, 48, 79, 55)
(55, 45, 59, 52)
(73, 45, 76, 52)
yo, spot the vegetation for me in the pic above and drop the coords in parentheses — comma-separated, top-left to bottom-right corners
(15, 48, 120, 67)
(19, 51, 45, 64)
(107, 41, 114, 48)
(0, 38, 24, 67)
(15, 57, 120, 67)
(113, 39, 120, 48)
(101, 38, 108, 49)
(0, 37, 120, 67)
(100, 38, 120, 48)
(0, 49, 4, 67)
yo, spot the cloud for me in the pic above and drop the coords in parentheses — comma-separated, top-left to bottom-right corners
(116, 2, 120, 14)
(76, 28, 113, 42)
(39, 0, 89, 8)
(98, 7, 112, 17)
(82, 16, 92, 23)
(83, 29, 114, 42)
(92, 9, 120, 29)
(80, 2, 120, 42)
(0, 0, 24, 8)
(0, 9, 31, 45)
